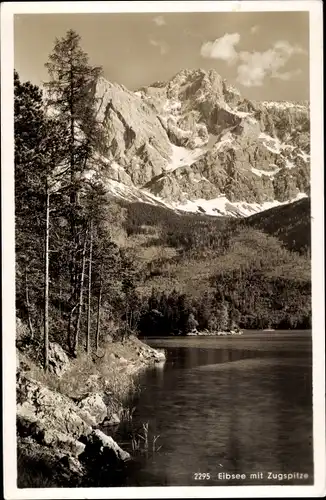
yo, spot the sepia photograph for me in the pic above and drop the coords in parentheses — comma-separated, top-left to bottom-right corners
(1, 1, 325, 498)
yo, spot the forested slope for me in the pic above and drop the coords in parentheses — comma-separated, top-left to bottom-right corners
(246, 197, 311, 254)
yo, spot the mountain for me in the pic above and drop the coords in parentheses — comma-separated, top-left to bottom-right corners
(246, 197, 311, 254)
(90, 68, 310, 218)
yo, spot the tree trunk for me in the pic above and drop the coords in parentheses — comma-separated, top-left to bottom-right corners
(86, 220, 93, 354)
(44, 182, 50, 372)
(69, 57, 78, 320)
(95, 269, 102, 352)
(69, 57, 76, 202)
(68, 303, 77, 352)
(58, 271, 62, 318)
(74, 228, 87, 356)
(25, 266, 34, 339)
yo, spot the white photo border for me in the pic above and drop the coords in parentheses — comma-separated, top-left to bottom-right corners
(1, 1, 324, 498)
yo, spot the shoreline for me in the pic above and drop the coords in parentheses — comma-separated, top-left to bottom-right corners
(16, 335, 166, 488)
(141, 331, 312, 353)
(141, 329, 312, 340)
(16, 330, 312, 487)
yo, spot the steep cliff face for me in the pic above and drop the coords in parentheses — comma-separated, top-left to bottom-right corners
(95, 78, 172, 185)
(93, 69, 310, 217)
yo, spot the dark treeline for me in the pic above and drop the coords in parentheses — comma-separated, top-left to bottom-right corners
(124, 199, 310, 256)
(139, 289, 233, 336)
(124, 201, 230, 235)
(137, 271, 311, 337)
(247, 197, 311, 255)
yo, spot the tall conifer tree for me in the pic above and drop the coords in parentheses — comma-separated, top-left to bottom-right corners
(44, 30, 105, 355)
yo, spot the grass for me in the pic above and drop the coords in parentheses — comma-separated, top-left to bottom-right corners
(131, 422, 162, 456)
(120, 406, 137, 423)
(17, 456, 56, 488)
(18, 338, 144, 409)
(17, 445, 66, 488)
(17, 334, 165, 415)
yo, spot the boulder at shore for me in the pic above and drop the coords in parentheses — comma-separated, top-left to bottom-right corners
(16, 335, 166, 487)
(77, 393, 108, 426)
(16, 373, 130, 486)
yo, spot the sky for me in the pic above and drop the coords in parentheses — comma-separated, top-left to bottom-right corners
(14, 11, 309, 101)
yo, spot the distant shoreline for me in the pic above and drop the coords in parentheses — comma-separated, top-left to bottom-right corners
(140, 329, 312, 340)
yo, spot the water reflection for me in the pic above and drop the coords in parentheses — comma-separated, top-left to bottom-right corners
(117, 335, 313, 486)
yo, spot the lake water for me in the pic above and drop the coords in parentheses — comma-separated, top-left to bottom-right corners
(113, 331, 313, 486)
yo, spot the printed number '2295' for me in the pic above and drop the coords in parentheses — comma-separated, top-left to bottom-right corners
(193, 473, 211, 480)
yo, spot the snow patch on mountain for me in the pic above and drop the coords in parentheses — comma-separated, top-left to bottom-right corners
(101, 174, 308, 220)
(105, 179, 173, 208)
(285, 159, 296, 170)
(166, 144, 204, 172)
(298, 151, 309, 163)
(223, 102, 252, 119)
(261, 101, 308, 111)
(251, 166, 281, 178)
(259, 133, 282, 154)
(214, 131, 234, 152)
(110, 161, 127, 173)
(174, 192, 308, 218)
(258, 133, 308, 165)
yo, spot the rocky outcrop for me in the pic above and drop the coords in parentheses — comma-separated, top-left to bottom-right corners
(16, 335, 166, 487)
(17, 437, 86, 487)
(257, 101, 310, 149)
(17, 374, 93, 439)
(94, 77, 172, 185)
(39, 429, 86, 457)
(102, 412, 121, 426)
(89, 69, 310, 217)
(135, 343, 166, 364)
(48, 342, 70, 377)
(83, 429, 130, 462)
(16, 372, 130, 487)
(77, 393, 108, 426)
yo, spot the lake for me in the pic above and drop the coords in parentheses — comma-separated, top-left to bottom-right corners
(113, 331, 313, 486)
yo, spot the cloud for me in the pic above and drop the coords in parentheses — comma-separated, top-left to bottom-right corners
(200, 33, 240, 64)
(153, 15, 166, 26)
(236, 40, 306, 87)
(200, 32, 306, 87)
(271, 68, 302, 81)
(250, 25, 259, 34)
(149, 38, 169, 55)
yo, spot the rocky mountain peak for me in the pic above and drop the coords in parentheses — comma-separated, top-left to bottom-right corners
(91, 69, 310, 218)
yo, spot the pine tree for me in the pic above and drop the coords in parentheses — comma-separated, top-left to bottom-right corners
(81, 182, 125, 350)
(186, 312, 198, 333)
(15, 71, 47, 330)
(216, 302, 229, 332)
(86, 219, 93, 354)
(198, 291, 211, 330)
(177, 294, 191, 335)
(44, 30, 105, 355)
(15, 71, 67, 369)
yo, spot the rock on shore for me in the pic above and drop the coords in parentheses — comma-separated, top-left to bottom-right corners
(16, 336, 166, 487)
(16, 373, 130, 486)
